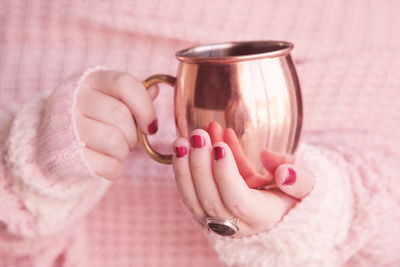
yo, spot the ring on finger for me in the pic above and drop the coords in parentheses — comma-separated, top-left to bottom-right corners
(206, 216, 239, 236)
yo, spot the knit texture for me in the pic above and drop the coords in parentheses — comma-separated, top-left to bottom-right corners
(0, 0, 399, 266)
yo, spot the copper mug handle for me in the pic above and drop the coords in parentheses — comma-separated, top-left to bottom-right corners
(137, 74, 176, 164)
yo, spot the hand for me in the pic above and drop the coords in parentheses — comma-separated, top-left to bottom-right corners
(172, 129, 315, 237)
(75, 70, 159, 180)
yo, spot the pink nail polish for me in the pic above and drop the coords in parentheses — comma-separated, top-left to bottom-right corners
(191, 135, 205, 148)
(283, 167, 297, 185)
(147, 119, 158, 134)
(213, 146, 225, 160)
(175, 146, 188, 158)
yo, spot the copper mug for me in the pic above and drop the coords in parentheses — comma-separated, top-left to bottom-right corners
(138, 40, 302, 178)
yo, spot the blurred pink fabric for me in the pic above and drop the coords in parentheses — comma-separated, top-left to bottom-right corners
(0, 0, 399, 266)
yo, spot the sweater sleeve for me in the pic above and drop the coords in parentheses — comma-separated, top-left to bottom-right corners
(205, 135, 400, 266)
(0, 66, 111, 242)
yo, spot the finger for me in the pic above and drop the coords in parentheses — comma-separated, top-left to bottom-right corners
(77, 88, 137, 148)
(223, 128, 274, 188)
(211, 142, 255, 218)
(76, 115, 129, 161)
(83, 148, 123, 180)
(207, 121, 223, 144)
(172, 138, 207, 224)
(147, 84, 159, 100)
(260, 149, 294, 174)
(189, 129, 232, 218)
(84, 71, 158, 135)
(212, 142, 297, 227)
(275, 165, 315, 199)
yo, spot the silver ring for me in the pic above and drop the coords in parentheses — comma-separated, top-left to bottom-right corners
(206, 216, 239, 236)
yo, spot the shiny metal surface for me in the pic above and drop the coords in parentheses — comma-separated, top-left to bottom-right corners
(176, 40, 293, 63)
(140, 40, 303, 174)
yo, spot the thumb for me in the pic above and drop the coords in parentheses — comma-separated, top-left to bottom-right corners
(147, 84, 159, 100)
(274, 165, 315, 199)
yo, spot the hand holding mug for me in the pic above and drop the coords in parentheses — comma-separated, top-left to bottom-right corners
(75, 71, 159, 180)
(172, 128, 315, 238)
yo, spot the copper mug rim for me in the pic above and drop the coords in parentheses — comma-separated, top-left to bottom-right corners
(175, 40, 293, 63)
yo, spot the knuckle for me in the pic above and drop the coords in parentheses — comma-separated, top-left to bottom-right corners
(113, 72, 133, 84)
(113, 73, 135, 91)
(119, 145, 130, 159)
(201, 199, 221, 217)
(174, 168, 186, 179)
(105, 127, 128, 158)
(190, 159, 207, 171)
(102, 159, 123, 180)
(181, 196, 192, 208)
(111, 101, 130, 122)
(188, 205, 206, 224)
(183, 202, 202, 214)
(181, 198, 203, 214)
(186, 203, 203, 216)
(106, 127, 129, 160)
(193, 206, 206, 218)
(229, 203, 248, 218)
(192, 213, 207, 227)
(105, 127, 122, 147)
(78, 81, 91, 95)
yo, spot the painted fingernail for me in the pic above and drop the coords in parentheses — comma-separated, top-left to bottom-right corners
(175, 146, 188, 158)
(190, 135, 205, 148)
(213, 146, 225, 160)
(283, 167, 297, 185)
(147, 119, 158, 134)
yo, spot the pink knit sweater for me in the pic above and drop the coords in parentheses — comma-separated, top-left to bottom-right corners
(0, 1, 399, 266)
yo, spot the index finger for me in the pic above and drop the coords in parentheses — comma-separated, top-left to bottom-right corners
(84, 70, 158, 135)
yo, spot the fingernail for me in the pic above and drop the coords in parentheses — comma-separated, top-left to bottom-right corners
(175, 146, 188, 158)
(147, 119, 158, 134)
(213, 146, 225, 160)
(190, 135, 205, 148)
(283, 167, 297, 186)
